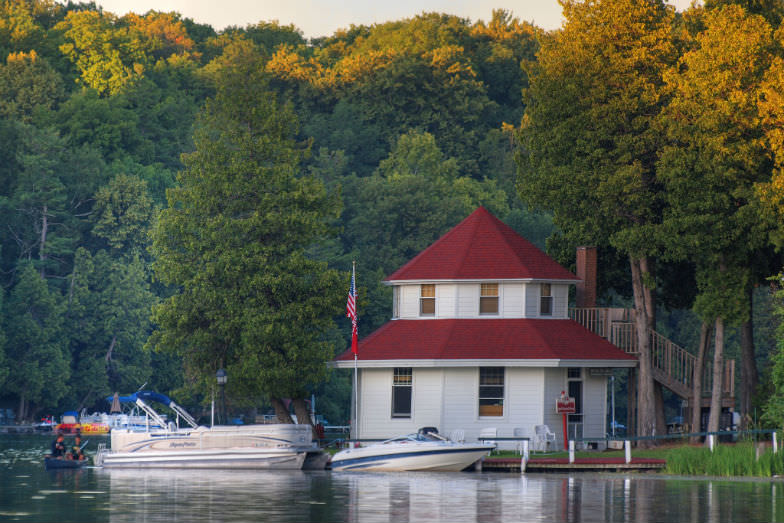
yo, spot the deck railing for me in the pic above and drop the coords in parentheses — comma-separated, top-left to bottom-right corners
(570, 307, 735, 400)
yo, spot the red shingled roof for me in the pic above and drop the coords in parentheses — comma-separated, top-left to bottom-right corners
(386, 207, 577, 281)
(334, 319, 637, 362)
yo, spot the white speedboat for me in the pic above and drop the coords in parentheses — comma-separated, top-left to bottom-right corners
(95, 393, 318, 470)
(329, 431, 494, 472)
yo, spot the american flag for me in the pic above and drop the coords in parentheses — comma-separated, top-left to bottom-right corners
(346, 265, 358, 355)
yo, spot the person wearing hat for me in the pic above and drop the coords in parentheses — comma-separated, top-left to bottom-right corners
(71, 432, 85, 461)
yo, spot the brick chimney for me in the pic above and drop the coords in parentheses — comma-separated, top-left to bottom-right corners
(575, 246, 597, 308)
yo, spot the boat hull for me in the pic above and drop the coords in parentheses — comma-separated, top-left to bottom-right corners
(99, 424, 316, 470)
(330, 444, 492, 472)
(100, 447, 306, 469)
(44, 457, 88, 470)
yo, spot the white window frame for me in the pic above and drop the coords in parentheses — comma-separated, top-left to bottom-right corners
(420, 284, 435, 317)
(478, 367, 505, 418)
(479, 283, 499, 315)
(540, 283, 553, 316)
(391, 368, 413, 419)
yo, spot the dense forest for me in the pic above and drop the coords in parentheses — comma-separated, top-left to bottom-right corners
(0, 0, 782, 432)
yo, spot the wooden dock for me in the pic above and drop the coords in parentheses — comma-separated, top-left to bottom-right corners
(480, 456, 666, 473)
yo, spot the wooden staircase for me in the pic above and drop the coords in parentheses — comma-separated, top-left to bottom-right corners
(570, 308, 735, 407)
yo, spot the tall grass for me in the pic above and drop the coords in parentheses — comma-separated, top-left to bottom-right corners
(665, 442, 784, 477)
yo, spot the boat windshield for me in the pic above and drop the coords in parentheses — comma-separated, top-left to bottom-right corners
(382, 432, 449, 444)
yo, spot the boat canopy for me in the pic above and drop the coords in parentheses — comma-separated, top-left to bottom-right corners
(105, 391, 174, 405)
(105, 391, 198, 429)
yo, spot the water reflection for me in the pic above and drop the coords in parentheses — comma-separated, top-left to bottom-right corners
(2, 436, 784, 523)
(93, 469, 784, 523)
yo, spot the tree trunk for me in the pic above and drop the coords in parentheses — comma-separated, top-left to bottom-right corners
(39, 204, 47, 279)
(270, 396, 294, 424)
(17, 394, 27, 422)
(706, 317, 724, 436)
(739, 287, 757, 430)
(630, 256, 656, 446)
(690, 321, 711, 443)
(291, 398, 320, 440)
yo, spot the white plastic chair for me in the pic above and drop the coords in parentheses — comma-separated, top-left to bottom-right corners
(534, 424, 556, 452)
(479, 427, 497, 451)
(449, 429, 465, 443)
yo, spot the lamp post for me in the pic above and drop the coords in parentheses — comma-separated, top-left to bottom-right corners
(216, 368, 227, 425)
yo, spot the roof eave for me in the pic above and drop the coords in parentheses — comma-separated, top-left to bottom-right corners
(331, 358, 638, 369)
(383, 278, 582, 285)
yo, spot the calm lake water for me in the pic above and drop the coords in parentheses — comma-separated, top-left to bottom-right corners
(1, 433, 784, 522)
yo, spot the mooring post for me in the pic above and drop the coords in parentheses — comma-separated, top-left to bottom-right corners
(708, 434, 715, 452)
(569, 440, 575, 464)
(774, 432, 778, 454)
(624, 440, 631, 464)
(521, 440, 529, 473)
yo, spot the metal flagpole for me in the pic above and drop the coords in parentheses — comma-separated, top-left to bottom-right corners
(353, 351, 358, 441)
(352, 261, 358, 442)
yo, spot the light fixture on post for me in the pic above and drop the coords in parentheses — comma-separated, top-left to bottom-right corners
(216, 368, 227, 425)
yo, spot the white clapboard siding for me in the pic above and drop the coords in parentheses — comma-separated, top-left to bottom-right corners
(525, 283, 541, 318)
(398, 284, 420, 319)
(502, 283, 524, 317)
(411, 369, 444, 431)
(457, 284, 479, 317)
(436, 284, 457, 318)
(543, 368, 566, 448)
(552, 284, 569, 319)
(441, 368, 477, 436)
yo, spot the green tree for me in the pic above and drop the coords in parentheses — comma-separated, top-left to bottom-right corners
(762, 277, 784, 427)
(63, 249, 156, 409)
(0, 285, 7, 390)
(517, 0, 679, 440)
(0, 50, 64, 123)
(4, 124, 104, 280)
(657, 5, 777, 431)
(3, 263, 69, 420)
(56, 10, 147, 95)
(149, 54, 344, 421)
(91, 173, 156, 258)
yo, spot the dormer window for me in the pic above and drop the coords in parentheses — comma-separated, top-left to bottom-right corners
(420, 284, 435, 316)
(480, 283, 499, 315)
(540, 283, 553, 316)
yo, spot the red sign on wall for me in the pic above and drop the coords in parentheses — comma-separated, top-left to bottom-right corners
(556, 393, 576, 414)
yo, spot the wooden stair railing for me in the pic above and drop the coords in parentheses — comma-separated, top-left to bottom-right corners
(569, 307, 735, 401)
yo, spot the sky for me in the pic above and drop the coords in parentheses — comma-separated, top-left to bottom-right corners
(92, 0, 695, 39)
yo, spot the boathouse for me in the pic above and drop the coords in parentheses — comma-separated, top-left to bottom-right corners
(334, 207, 637, 448)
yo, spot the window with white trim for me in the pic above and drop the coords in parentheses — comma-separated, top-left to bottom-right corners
(480, 283, 499, 315)
(392, 368, 412, 418)
(567, 368, 583, 440)
(540, 283, 553, 316)
(392, 286, 400, 318)
(478, 367, 504, 417)
(420, 284, 435, 316)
